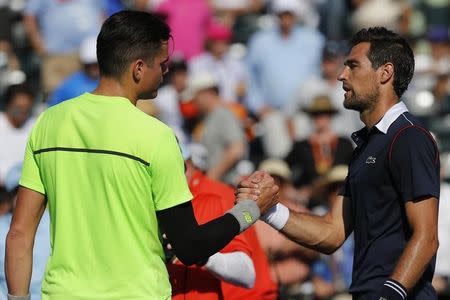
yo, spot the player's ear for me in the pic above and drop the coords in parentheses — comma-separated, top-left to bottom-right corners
(132, 59, 145, 83)
(380, 62, 394, 84)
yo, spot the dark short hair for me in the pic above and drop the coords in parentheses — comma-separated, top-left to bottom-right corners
(97, 10, 171, 78)
(350, 27, 415, 99)
(4, 83, 34, 106)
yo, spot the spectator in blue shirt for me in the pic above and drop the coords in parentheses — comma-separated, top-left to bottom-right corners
(48, 36, 99, 107)
(0, 164, 50, 300)
(245, 0, 324, 116)
(244, 0, 324, 158)
(23, 0, 104, 94)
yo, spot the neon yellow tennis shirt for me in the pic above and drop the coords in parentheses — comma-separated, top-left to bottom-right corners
(20, 93, 193, 300)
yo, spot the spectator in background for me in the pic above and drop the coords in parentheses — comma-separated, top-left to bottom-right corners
(285, 95, 353, 194)
(286, 41, 362, 140)
(0, 163, 50, 300)
(0, 1, 22, 97)
(245, 0, 324, 158)
(47, 36, 99, 107)
(182, 72, 247, 184)
(189, 21, 247, 103)
(414, 27, 450, 92)
(310, 165, 353, 299)
(0, 185, 12, 300)
(0, 84, 35, 186)
(350, 0, 406, 33)
(155, 0, 213, 61)
(153, 59, 189, 143)
(432, 168, 450, 296)
(167, 143, 277, 300)
(23, 0, 104, 94)
(254, 159, 317, 298)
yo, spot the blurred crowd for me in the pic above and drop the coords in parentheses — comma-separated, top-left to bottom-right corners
(0, 0, 449, 299)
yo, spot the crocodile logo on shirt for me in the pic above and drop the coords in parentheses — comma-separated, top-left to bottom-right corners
(366, 156, 376, 164)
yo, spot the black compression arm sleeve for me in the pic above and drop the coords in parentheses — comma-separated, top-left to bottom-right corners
(157, 201, 240, 266)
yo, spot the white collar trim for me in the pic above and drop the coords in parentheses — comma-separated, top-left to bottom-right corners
(375, 101, 409, 134)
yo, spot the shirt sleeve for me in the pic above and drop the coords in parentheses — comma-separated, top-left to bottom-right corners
(388, 126, 440, 202)
(151, 128, 192, 211)
(19, 124, 46, 195)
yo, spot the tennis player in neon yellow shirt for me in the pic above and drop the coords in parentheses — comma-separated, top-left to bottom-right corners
(5, 10, 279, 300)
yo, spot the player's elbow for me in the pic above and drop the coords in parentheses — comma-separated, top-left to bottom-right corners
(6, 227, 33, 253)
(414, 229, 439, 257)
(172, 241, 208, 266)
(428, 234, 439, 256)
(173, 247, 202, 266)
(319, 223, 347, 255)
(321, 241, 342, 255)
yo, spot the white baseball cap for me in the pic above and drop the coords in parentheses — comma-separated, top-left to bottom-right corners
(181, 72, 219, 102)
(272, 0, 302, 17)
(79, 36, 98, 64)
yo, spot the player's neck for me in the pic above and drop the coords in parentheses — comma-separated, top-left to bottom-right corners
(360, 96, 399, 130)
(92, 77, 138, 105)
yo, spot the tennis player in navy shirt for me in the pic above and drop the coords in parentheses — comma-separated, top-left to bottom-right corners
(240, 27, 440, 300)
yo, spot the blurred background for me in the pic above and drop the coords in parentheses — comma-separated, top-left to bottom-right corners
(0, 0, 448, 299)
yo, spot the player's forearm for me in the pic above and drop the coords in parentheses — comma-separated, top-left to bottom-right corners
(391, 231, 439, 290)
(5, 229, 33, 297)
(280, 210, 344, 255)
(207, 143, 245, 180)
(158, 201, 259, 266)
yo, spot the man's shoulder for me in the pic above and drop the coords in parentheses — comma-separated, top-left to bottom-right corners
(389, 112, 432, 138)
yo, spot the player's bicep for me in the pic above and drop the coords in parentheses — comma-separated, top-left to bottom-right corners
(404, 197, 438, 237)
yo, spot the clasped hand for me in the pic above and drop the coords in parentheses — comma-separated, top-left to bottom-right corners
(235, 171, 280, 214)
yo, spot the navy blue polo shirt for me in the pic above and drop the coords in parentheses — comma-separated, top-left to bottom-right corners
(342, 102, 440, 298)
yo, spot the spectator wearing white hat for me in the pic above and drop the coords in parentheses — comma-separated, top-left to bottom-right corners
(47, 36, 100, 107)
(189, 21, 248, 103)
(245, 0, 324, 158)
(182, 72, 247, 184)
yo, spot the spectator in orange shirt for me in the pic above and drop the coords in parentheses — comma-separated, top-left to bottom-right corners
(255, 159, 318, 297)
(166, 144, 277, 300)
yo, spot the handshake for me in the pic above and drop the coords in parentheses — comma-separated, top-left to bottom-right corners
(228, 171, 289, 233)
(235, 171, 280, 214)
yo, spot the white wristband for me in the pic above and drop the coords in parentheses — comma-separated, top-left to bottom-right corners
(260, 203, 289, 230)
(8, 294, 30, 300)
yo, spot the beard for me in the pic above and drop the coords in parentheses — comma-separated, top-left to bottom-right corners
(343, 86, 379, 113)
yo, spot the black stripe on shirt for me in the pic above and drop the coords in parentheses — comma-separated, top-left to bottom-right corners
(33, 147, 150, 166)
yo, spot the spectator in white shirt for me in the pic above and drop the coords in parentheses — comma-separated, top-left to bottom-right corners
(0, 84, 35, 186)
(189, 21, 247, 103)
